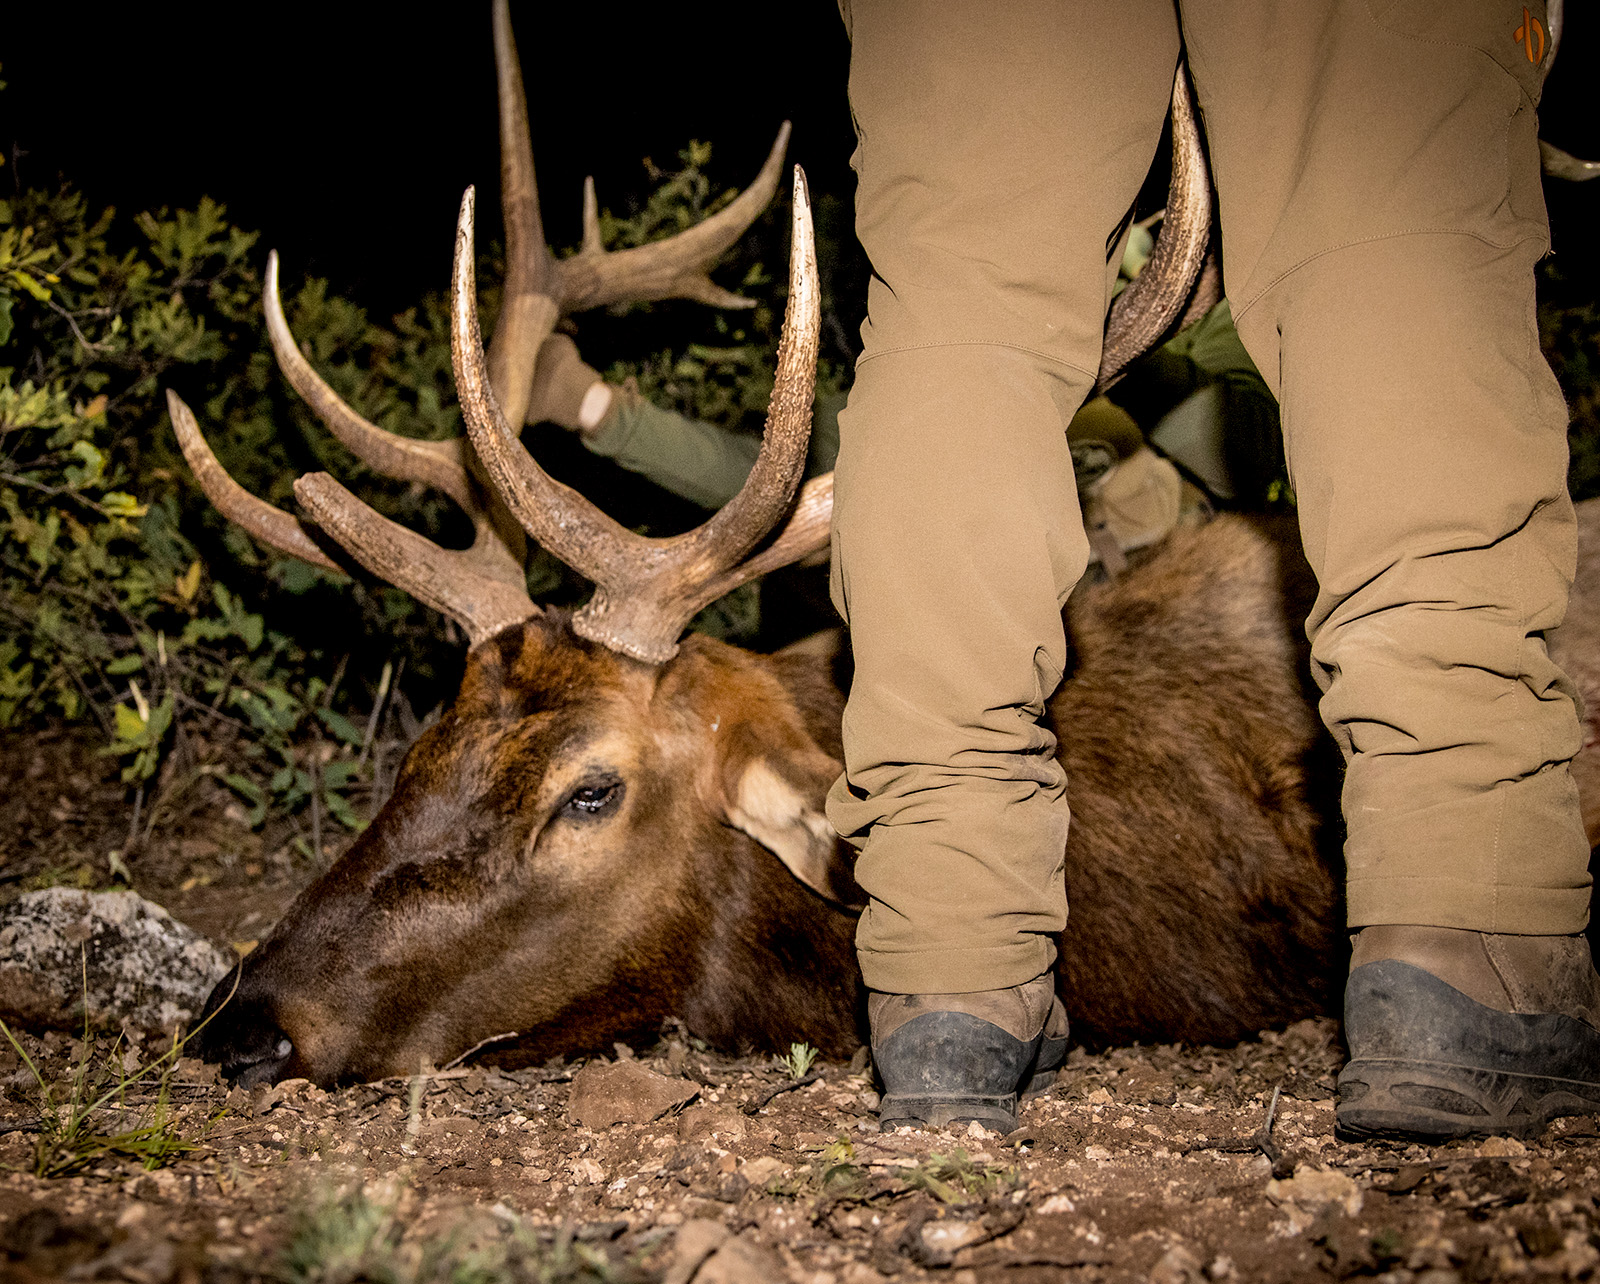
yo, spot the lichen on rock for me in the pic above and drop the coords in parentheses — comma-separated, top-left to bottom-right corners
(0, 887, 234, 1035)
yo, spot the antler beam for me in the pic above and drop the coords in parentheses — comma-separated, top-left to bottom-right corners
(452, 166, 821, 664)
(1096, 62, 1215, 391)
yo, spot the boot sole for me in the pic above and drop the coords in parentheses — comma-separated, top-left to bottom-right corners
(1338, 1057, 1600, 1141)
(880, 1093, 1018, 1133)
(1338, 959, 1600, 1142)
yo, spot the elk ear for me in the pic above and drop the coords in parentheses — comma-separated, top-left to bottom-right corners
(724, 757, 864, 911)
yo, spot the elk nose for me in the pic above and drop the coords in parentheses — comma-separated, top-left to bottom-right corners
(224, 1029, 295, 1089)
(192, 986, 296, 1088)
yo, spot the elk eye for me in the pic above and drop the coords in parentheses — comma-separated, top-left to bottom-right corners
(566, 780, 621, 816)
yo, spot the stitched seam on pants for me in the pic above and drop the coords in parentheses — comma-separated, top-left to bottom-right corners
(1230, 228, 1548, 329)
(1491, 769, 1507, 933)
(1360, 0, 1543, 114)
(854, 339, 1099, 382)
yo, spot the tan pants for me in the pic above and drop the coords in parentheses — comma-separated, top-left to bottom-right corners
(828, 0, 1590, 996)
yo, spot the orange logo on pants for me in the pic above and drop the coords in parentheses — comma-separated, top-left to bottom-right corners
(1514, 7, 1546, 63)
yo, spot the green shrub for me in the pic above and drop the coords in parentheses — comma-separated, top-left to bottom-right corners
(0, 139, 808, 855)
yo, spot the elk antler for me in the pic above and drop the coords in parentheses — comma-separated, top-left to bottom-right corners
(168, 257, 540, 648)
(1095, 61, 1216, 391)
(452, 167, 821, 664)
(487, 0, 789, 428)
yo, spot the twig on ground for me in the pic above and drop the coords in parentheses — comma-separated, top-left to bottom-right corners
(358, 660, 395, 768)
(1253, 1083, 1288, 1176)
(744, 1070, 822, 1114)
(441, 1031, 521, 1072)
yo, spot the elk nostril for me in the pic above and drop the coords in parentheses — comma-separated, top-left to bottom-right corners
(193, 984, 297, 1088)
(225, 1032, 294, 1089)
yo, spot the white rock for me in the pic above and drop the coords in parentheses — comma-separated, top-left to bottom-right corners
(1265, 1165, 1364, 1221)
(0, 888, 233, 1034)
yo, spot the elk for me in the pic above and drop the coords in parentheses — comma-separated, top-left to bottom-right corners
(179, 2, 1590, 1088)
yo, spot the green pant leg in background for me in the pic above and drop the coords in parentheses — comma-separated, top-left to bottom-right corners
(827, 0, 1182, 995)
(1181, 0, 1589, 933)
(582, 388, 843, 511)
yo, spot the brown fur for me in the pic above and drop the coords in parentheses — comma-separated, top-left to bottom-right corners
(198, 504, 1600, 1085)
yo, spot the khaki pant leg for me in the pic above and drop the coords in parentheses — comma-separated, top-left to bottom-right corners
(828, 0, 1180, 994)
(1180, 0, 1590, 934)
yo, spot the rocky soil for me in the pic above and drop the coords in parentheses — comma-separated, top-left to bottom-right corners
(5, 730, 1600, 1282)
(3, 1016, 1600, 1283)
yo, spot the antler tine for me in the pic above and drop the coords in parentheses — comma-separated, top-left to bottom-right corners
(292, 473, 537, 647)
(264, 252, 479, 515)
(487, 0, 561, 429)
(682, 471, 835, 613)
(452, 186, 651, 587)
(1095, 62, 1214, 392)
(167, 389, 344, 574)
(555, 121, 792, 314)
(264, 249, 530, 587)
(664, 167, 819, 583)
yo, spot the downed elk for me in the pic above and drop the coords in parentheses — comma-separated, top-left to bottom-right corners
(184, 1, 1333, 1087)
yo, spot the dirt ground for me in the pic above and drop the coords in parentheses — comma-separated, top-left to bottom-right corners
(5, 729, 1600, 1283)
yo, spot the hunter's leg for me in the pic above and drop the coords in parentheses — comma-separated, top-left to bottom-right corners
(1183, 0, 1599, 1138)
(829, 0, 1178, 1130)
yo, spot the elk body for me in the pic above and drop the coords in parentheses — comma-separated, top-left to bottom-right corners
(182, 2, 1579, 1087)
(195, 511, 1342, 1087)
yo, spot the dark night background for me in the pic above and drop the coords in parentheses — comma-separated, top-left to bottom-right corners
(3, 4, 1596, 321)
(0, 5, 858, 317)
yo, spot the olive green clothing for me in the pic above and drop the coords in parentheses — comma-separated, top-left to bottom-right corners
(582, 388, 845, 511)
(828, 0, 1587, 995)
(580, 301, 1259, 512)
(1117, 300, 1285, 505)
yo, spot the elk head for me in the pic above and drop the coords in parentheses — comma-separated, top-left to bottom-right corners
(181, 0, 1217, 1086)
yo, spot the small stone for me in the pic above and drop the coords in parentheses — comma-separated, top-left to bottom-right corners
(662, 1219, 729, 1284)
(1478, 1135, 1527, 1158)
(1150, 1244, 1205, 1284)
(966, 1119, 995, 1140)
(567, 1060, 699, 1128)
(740, 1156, 789, 1186)
(1266, 1165, 1363, 1218)
(1037, 1193, 1076, 1215)
(695, 1235, 786, 1284)
(677, 1104, 747, 1143)
(1085, 1087, 1114, 1105)
(920, 1217, 989, 1261)
(114, 1203, 150, 1230)
(1084, 1145, 1112, 1161)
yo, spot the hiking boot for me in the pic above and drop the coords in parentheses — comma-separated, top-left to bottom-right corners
(1338, 926, 1600, 1141)
(871, 973, 1068, 1134)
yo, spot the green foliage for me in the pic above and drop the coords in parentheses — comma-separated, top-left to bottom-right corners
(0, 133, 815, 856)
(0, 183, 391, 839)
(782, 1041, 818, 1080)
(0, 997, 225, 1178)
(283, 1186, 629, 1284)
